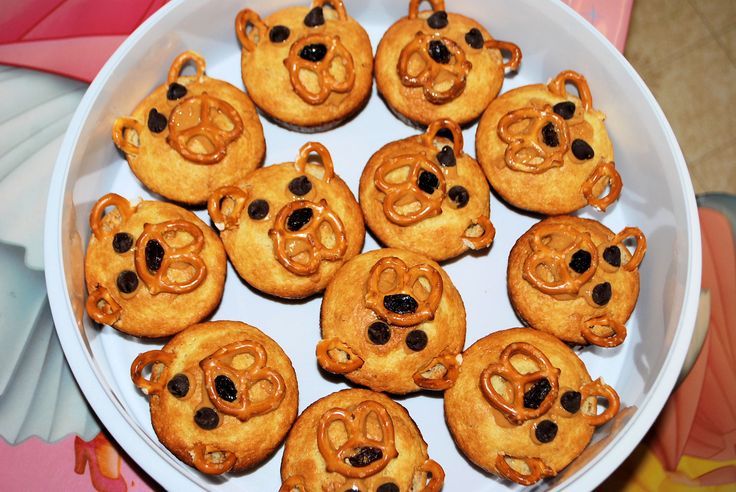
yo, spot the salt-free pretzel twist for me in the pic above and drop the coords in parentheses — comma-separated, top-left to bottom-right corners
(89, 193, 133, 240)
(294, 141, 335, 183)
(317, 400, 398, 478)
(522, 223, 599, 296)
(86, 286, 122, 326)
(580, 377, 620, 426)
(167, 50, 206, 86)
(417, 458, 446, 492)
(422, 118, 464, 155)
(581, 315, 627, 347)
(200, 340, 286, 421)
(547, 70, 594, 112)
(409, 0, 445, 18)
(112, 117, 143, 156)
(480, 342, 561, 424)
(268, 199, 348, 276)
(316, 337, 364, 374)
(398, 32, 472, 104)
(365, 256, 444, 327)
(286, 34, 356, 105)
(495, 454, 555, 485)
(130, 349, 174, 396)
(133, 220, 207, 295)
(235, 9, 268, 53)
(191, 443, 237, 475)
(462, 215, 496, 250)
(312, 0, 348, 20)
(208, 185, 249, 232)
(498, 106, 571, 174)
(413, 353, 460, 390)
(279, 475, 307, 492)
(484, 39, 523, 72)
(581, 161, 623, 211)
(611, 227, 647, 272)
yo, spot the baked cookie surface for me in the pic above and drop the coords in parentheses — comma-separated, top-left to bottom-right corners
(444, 328, 620, 485)
(208, 142, 365, 299)
(317, 248, 465, 394)
(476, 70, 622, 214)
(236, 0, 373, 131)
(359, 118, 494, 261)
(85, 193, 226, 338)
(374, 0, 522, 127)
(280, 388, 444, 492)
(508, 216, 647, 346)
(112, 51, 265, 204)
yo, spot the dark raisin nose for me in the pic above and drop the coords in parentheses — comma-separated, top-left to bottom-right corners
(569, 249, 592, 273)
(541, 122, 560, 147)
(523, 378, 552, 409)
(418, 170, 440, 194)
(348, 447, 383, 467)
(269, 25, 290, 43)
(304, 6, 325, 27)
(145, 239, 165, 272)
(286, 207, 314, 231)
(427, 10, 448, 29)
(464, 28, 484, 49)
(214, 375, 237, 402)
(428, 40, 451, 64)
(384, 293, 418, 314)
(553, 101, 576, 119)
(166, 82, 187, 101)
(147, 108, 167, 133)
(299, 43, 328, 62)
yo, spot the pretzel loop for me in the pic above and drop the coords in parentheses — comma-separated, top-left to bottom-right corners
(235, 9, 268, 52)
(112, 117, 143, 156)
(279, 475, 307, 492)
(86, 286, 122, 326)
(413, 353, 460, 390)
(480, 342, 560, 424)
(498, 106, 570, 174)
(484, 39, 523, 71)
(286, 34, 355, 105)
(130, 350, 173, 396)
(613, 227, 647, 271)
(495, 454, 555, 485)
(422, 118, 464, 155)
(580, 378, 620, 426)
(294, 141, 335, 183)
(269, 199, 348, 276)
(547, 70, 593, 111)
(167, 50, 206, 85)
(316, 337, 364, 373)
(462, 215, 496, 250)
(417, 459, 445, 492)
(133, 220, 207, 295)
(409, 0, 446, 18)
(89, 193, 133, 240)
(397, 32, 472, 104)
(365, 256, 443, 327)
(581, 161, 622, 211)
(207, 186, 249, 231)
(317, 401, 398, 478)
(191, 443, 237, 475)
(312, 0, 348, 20)
(581, 315, 627, 347)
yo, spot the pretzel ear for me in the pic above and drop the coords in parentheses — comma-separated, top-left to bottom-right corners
(316, 338, 364, 373)
(413, 353, 460, 390)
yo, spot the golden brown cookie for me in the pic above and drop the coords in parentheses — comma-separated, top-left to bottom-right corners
(508, 216, 647, 347)
(317, 248, 465, 394)
(208, 142, 365, 299)
(236, 0, 373, 131)
(131, 320, 298, 475)
(374, 0, 522, 127)
(360, 118, 494, 261)
(85, 193, 226, 338)
(112, 51, 265, 205)
(444, 328, 620, 485)
(280, 388, 444, 491)
(476, 70, 622, 214)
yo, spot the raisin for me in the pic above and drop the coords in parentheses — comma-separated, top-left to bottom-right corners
(427, 11, 448, 29)
(377, 484, 399, 492)
(448, 185, 469, 208)
(428, 40, 451, 64)
(300, 43, 328, 62)
(166, 82, 187, 101)
(436, 145, 456, 167)
(535, 420, 558, 443)
(112, 232, 134, 253)
(367, 322, 391, 345)
(215, 375, 237, 402)
(194, 407, 219, 430)
(560, 390, 581, 413)
(465, 28, 484, 49)
(603, 245, 621, 267)
(384, 294, 418, 314)
(553, 101, 576, 120)
(145, 239, 165, 272)
(592, 282, 612, 305)
(418, 170, 440, 194)
(116, 270, 139, 294)
(405, 330, 428, 351)
(287, 207, 313, 231)
(304, 6, 325, 27)
(147, 108, 167, 133)
(348, 447, 382, 467)
(288, 176, 312, 196)
(247, 199, 269, 220)
(569, 249, 592, 273)
(571, 139, 595, 160)
(167, 373, 190, 398)
(523, 378, 551, 409)
(541, 122, 559, 147)
(269, 25, 290, 43)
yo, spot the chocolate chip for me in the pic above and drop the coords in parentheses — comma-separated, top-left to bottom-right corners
(145, 240, 164, 272)
(194, 407, 219, 430)
(269, 25, 290, 43)
(428, 40, 451, 64)
(167, 373, 190, 398)
(465, 27, 484, 49)
(215, 375, 237, 402)
(299, 43, 328, 62)
(112, 232, 134, 253)
(287, 207, 313, 231)
(384, 294, 418, 314)
(367, 322, 391, 345)
(603, 245, 621, 267)
(288, 176, 312, 196)
(560, 390, 581, 413)
(553, 101, 576, 120)
(571, 139, 595, 160)
(569, 249, 592, 274)
(535, 420, 558, 443)
(247, 199, 269, 220)
(418, 170, 440, 194)
(405, 330, 428, 351)
(304, 6, 325, 27)
(348, 447, 382, 467)
(147, 108, 167, 133)
(541, 122, 559, 147)
(592, 282, 612, 305)
(166, 82, 187, 101)
(377, 484, 399, 492)
(523, 378, 552, 409)
(448, 185, 469, 208)
(427, 10, 448, 29)
(436, 145, 456, 167)
(116, 270, 139, 294)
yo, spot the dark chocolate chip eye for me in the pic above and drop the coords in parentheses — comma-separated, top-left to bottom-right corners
(247, 199, 269, 220)
(215, 375, 237, 402)
(569, 249, 592, 273)
(147, 108, 167, 133)
(428, 40, 451, 64)
(116, 270, 139, 294)
(269, 25, 290, 43)
(288, 176, 312, 196)
(299, 43, 328, 62)
(145, 240, 165, 272)
(167, 373, 190, 398)
(418, 170, 440, 194)
(112, 232, 134, 253)
(436, 145, 456, 167)
(465, 27, 484, 49)
(571, 139, 595, 160)
(603, 245, 622, 267)
(592, 282, 612, 305)
(377, 484, 400, 492)
(448, 185, 469, 208)
(384, 294, 418, 314)
(523, 378, 552, 409)
(367, 322, 391, 345)
(541, 122, 560, 147)
(535, 420, 558, 443)
(166, 82, 187, 101)
(304, 6, 325, 27)
(560, 390, 581, 413)
(348, 447, 383, 467)
(427, 10, 448, 29)
(553, 101, 576, 120)
(287, 207, 313, 231)
(194, 407, 219, 430)
(405, 329, 428, 351)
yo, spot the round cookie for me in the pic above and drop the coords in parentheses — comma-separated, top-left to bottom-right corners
(131, 320, 298, 475)
(317, 248, 465, 394)
(236, 0, 373, 131)
(360, 118, 494, 261)
(112, 51, 265, 205)
(374, 0, 522, 127)
(444, 328, 620, 485)
(280, 388, 444, 491)
(476, 70, 622, 214)
(208, 142, 365, 299)
(508, 216, 647, 347)
(85, 193, 226, 338)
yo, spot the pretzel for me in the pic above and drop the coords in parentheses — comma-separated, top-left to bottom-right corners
(130, 349, 173, 396)
(285, 34, 355, 105)
(581, 315, 627, 347)
(522, 222, 599, 296)
(133, 220, 207, 295)
(293, 141, 335, 183)
(235, 9, 268, 52)
(462, 215, 496, 250)
(365, 256, 443, 327)
(417, 459, 445, 492)
(581, 161, 622, 211)
(200, 340, 286, 421)
(316, 337, 364, 374)
(208, 186, 249, 231)
(112, 117, 143, 156)
(610, 227, 647, 272)
(89, 193, 133, 240)
(167, 50, 206, 86)
(408, 0, 445, 18)
(191, 443, 237, 475)
(497, 106, 570, 174)
(312, 0, 348, 19)
(495, 454, 555, 485)
(374, 153, 447, 226)
(397, 32, 472, 104)
(279, 475, 307, 492)
(580, 377, 620, 426)
(86, 286, 122, 326)
(547, 70, 594, 112)
(413, 353, 460, 390)
(317, 400, 398, 478)
(480, 342, 560, 424)
(421, 118, 464, 155)
(484, 39, 523, 72)
(269, 199, 348, 276)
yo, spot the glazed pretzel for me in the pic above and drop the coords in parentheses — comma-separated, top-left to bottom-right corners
(191, 443, 237, 475)
(286, 34, 355, 105)
(167, 92, 244, 164)
(86, 286, 122, 326)
(495, 454, 555, 485)
(316, 337, 364, 374)
(167, 50, 206, 86)
(208, 185, 249, 231)
(397, 32, 472, 104)
(580, 377, 620, 426)
(133, 220, 207, 295)
(581, 161, 623, 211)
(279, 475, 307, 492)
(317, 400, 398, 478)
(413, 353, 460, 390)
(365, 256, 444, 327)
(480, 342, 560, 424)
(547, 70, 594, 112)
(421, 118, 464, 155)
(235, 9, 268, 52)
(89, 193, 133, 240)
(610, 227, 647, 272)
(269, 199, 348, 276)
(200, 340, 286, 421)
(112, 117, 144, 156)
(484, 39, 523, 72)
(497, 106, 570, 174)
(130, 349, 174, 396)
(522, 222, 599, 296)
(293, 141, 335, 183)
(581, 315, 627, 347)
(461, 215, 496, 250)
(312, 0, 348, 20)
(409, 0, 445, 18)
(417, 459, 445, 491)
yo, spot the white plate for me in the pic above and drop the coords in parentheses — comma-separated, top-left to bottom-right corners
(44, 0, 701, 490)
